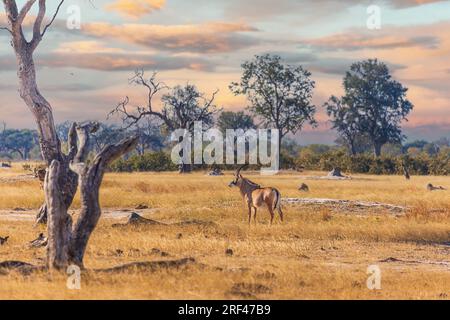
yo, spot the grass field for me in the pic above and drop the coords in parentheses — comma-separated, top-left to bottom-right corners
(0, 165, 449, 300)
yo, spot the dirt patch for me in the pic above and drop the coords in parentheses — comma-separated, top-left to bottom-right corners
(283, 198, 406, 214)
(0, 209, 158, 222)
(0, 174, 35, 184)
(380, 257, 450, 268)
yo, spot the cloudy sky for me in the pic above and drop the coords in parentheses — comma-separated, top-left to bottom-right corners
(1, 0, 449, 144)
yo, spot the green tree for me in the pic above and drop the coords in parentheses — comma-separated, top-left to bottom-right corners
(326, 59, 413, 157)
(334, 135, 372, 155)
(0, 128, 38, 160)
(325, 96, 368, 155)
(217, 111, 255, 133)
(230, 54, 316, 147)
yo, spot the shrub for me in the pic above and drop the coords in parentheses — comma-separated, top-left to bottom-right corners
(110, 152, 178, 172)
(293, 150, 448, 176)
(110, 149, 449, 176)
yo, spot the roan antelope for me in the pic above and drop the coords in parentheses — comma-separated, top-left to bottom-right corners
(228, 165, 283, 225)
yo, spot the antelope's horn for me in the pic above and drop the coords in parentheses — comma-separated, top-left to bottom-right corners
(235, 164, 248, 177)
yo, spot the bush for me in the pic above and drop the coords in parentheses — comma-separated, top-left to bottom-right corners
(110, 152, 178, 172)
(293, 150, 449, 176)
(110, 149, 449, 176)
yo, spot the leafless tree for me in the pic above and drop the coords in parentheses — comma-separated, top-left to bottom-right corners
(110, 69, 220, 172)
(2, 0, 138, 269)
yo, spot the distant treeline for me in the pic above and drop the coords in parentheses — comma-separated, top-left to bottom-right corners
(109, 139, 449, 176)
(286, 148, 449, 176)
(0, 120, 165, 161)
(1, 121, 449, 176)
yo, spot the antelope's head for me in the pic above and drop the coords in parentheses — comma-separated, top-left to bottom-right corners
(228, 164, 247, 188)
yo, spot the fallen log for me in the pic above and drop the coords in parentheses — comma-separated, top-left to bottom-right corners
(0, 261, 44, 275)
(95, 257, 196, 273)
(0, 258, 196, 275)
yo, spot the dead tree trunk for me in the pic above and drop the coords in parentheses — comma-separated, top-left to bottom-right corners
(44, 160, 72, 269)
(3, 1, 139, 271)
(3, 0, 78, 225)
(44, 122, 138, 269)
(68, 131, 138, 267)
(35, 127, 79, 225)
(43, 123, 90, 269)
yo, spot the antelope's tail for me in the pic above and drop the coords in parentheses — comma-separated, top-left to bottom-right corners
(273, 188, 284, 222)
(273, 188, 281, 210)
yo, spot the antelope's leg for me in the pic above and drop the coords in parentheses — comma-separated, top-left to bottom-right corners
(278, 206, 284, 222)
(253, 207, 257, 225)
(268, 204, 275, 225)
(247, 203, 252, 225)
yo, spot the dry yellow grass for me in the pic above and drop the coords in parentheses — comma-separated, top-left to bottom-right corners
(0, 164, 449, 300)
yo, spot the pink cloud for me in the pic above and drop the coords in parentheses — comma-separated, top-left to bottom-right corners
(82, 22, 259, 53)
(106, 0, 166, 18)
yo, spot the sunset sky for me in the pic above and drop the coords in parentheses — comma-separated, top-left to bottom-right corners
(1, 0, 449, 144)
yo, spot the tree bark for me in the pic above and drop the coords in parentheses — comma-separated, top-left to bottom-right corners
(374, 143, 382, 158)
(44, 160, 72, 269)
(349, 141, 356, 156)
(68, 133, 138, 267)
(35, 140, 79, 226)
(16, 49, 61, 164)
(43, 122, 137, 269)
(179, 162, 192, 174)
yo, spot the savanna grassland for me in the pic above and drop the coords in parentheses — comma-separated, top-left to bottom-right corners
(0, 164, 449, 300)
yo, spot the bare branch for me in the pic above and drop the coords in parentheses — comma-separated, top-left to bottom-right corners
(108, 96, 144, 129)
(30, 0, 46, 50)
(109, 70, 170, 129)
(2, 0, 25, 47)
(95, 136, 139, 169)
(111, 70, 221, 136)
(2, 0, 19, 22)
(17, 0, 36, 25)
(41, 0, 64, 38)
(0, 26, 13, 35)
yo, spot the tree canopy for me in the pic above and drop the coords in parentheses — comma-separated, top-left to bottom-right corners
(0, 127, 38, 160)
(326, 59, 413, 157)
(230, 54, 316, 146)
(217, 111, 256, 134)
